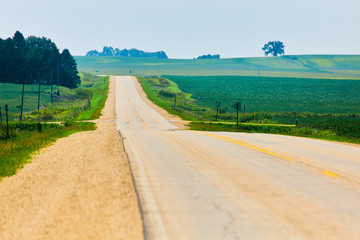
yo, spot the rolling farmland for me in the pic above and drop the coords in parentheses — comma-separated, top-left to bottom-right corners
(75, 55, 360, 79)
(165, 76, 360, 114)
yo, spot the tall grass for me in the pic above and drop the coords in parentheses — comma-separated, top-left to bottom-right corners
(77, 76, 110, 120)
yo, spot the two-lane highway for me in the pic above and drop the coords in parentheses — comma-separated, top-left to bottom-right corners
(115, 76, 360, 240)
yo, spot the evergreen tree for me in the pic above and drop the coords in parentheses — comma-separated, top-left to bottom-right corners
(12, 31, 27, 82)
(61, 49, 80, 88)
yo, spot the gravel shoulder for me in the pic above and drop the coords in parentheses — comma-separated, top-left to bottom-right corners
(0, 76, 143, 240)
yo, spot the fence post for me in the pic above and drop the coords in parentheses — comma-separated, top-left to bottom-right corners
(5, 105, 9, 138)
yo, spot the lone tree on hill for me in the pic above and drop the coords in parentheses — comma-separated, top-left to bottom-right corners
(262, 41, 285, 56)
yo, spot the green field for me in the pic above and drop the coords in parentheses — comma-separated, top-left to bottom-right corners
(166, 76, 360, 114)
(0, 84, 52, 116)
(75, 55, 360, 79)
(0, 73, 109, 122)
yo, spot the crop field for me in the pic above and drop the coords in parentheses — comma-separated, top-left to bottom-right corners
(165, 76, 360, 114)
(75, 55, 360, 79)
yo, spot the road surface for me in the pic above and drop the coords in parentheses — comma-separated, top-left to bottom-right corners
(116, 76, 360, 240)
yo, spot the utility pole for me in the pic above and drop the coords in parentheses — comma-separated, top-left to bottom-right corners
(215, 102, 221, 121)
(57, 58, 60, 95)
(20, 70, 25, 123)
(5, 105, 9, 138)
(50, 69, 53, 103)
(236, 102, 239, 128)
(60, 62, 63, 96)
(37, 72, 41, 111)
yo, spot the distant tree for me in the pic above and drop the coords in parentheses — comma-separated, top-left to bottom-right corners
(100, 46, 115, 56)
(262, 41, 285, 56)
(127, 48, 140, 57)
(86, 50, 100, 56)
(120, 48, 129, 57)
(154, 51, 168, 59)
(85, 47, 168, 59)
(197, 54, 220, 59)
(61, 49, 80, 88)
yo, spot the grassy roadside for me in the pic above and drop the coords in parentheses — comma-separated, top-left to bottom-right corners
(77, 74, 110, 120)
(189, 122, 360, 144)
(137, 76, 207, 121)
(0, 73, 110, 179)
(138, 76, 360, 145)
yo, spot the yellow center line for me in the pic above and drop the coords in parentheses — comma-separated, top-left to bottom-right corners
(192, 131, 342, 179)
(126, 95, 149, 129)
(141, 119, 150, 128)
(321, 170, 340, 178)
(195, 131, 295, 162)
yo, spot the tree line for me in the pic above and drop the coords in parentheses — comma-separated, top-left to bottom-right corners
(86, 46, 168, 59)
(196, 54, 220, 59)
(0, 31, 80, 88)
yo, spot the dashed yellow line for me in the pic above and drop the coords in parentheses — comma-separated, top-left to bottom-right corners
(141, 119, 149, 128)
(193, 131, 342, 179)
(321, 170, 340, 178)
(196, 131, 295, 162)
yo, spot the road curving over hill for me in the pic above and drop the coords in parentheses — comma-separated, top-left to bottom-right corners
(117, 76, 360, 240)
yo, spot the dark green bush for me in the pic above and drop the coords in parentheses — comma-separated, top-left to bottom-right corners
(159, 90, 176, 98)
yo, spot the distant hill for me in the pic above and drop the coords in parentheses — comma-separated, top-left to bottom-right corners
(75, 55, 360, 79)
(86, 46, 168, 59)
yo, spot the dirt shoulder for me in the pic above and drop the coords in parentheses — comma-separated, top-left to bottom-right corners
(0, 76, 143, 240)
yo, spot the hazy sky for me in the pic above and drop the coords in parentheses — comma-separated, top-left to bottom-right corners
(1, 0, 359, 58)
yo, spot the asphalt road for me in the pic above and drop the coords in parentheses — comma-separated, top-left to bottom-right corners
(115, 76, 360, 240)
